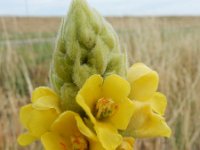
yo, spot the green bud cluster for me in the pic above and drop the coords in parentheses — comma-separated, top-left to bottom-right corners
(50, 0, 126, 112)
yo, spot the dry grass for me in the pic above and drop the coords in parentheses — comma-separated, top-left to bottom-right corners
(0, 16, 200, 150)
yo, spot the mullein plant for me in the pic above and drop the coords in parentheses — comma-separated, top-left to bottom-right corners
(18, 0, 171, 149)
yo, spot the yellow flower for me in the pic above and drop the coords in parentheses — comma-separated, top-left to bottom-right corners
(76, 74, 135, 150)
(117, 137, 135, 150)
(17, 87, 61, 146)
(126, 63, 171, 138)
(41, 111, 105, 150)
(126, 101, 171, 138)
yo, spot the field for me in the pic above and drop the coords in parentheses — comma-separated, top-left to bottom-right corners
(0, 16, 200, 150)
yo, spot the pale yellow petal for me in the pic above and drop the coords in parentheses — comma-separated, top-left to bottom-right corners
(103, 74, 130, 103)
(128, 63, 159, 101)
(51, 111, 80, 139)
(41, 132, 70, 150)
(31, 87, 58, 103)
(126, 102, 171, 138)
(135, 115, 171, 138)
(32, 96, 61, 113)
(117, 137, 135, 150)
(50, 111, 102, 150)
(123, 137, 135, 147)
(107, 98, 135, 130)
(76, 94, 96, 123)
(94, 122, 122, 150)
(148, 92, 167, 115)
(89, 140, 105, 150)
(17, 133, 37, 146)
(78, 74, 103, 110)
(28, 108, 58, 137)
(75, 115, 96, 141)
(20, 101, 59, 138)
(19, 104, 33, 129)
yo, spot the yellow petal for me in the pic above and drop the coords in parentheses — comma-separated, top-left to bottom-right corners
(89, 140, 105, 150)
(50, 111, 103, 150)
(75, 115, 96, 141)
(134, 114, 171, 138)
(20, 103, 59, 138)
(78, 74, 103, 110)
(123, 137, 135, 148)
(126, 102, 171, 138)
(28, 108, 58, 137)
(17, 133, 37, 146)
(20, 104, 33, 129)
(76, 94, 96, 123)
(94, 122, 122, 150)
(103, 74, 130, 103)
(31, 87, 58, 103)
(107, 98, 135, 130)
(117, 137, 135, 150)
(32, 96, 61, 113)
(51, 111, 81, 139)
(128, 63, 159, 101)
(148, 92, 167, 115)
(41, 132, 70, 150)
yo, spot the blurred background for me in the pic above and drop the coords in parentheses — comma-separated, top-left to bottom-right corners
(0, 0, 200, 150)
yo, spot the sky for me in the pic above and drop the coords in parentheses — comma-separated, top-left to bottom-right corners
(0, 0, 200, 16)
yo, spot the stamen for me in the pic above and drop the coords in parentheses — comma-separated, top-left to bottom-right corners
(60, 142, 67, 150)
(95, 98, 118, 120)
(71, 135, 88, 150)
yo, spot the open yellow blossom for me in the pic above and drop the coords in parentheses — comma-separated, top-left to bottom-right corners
(127, 63, 171, 138)
(17, 87, 61, 146)
(41, 111, 105, 150)
(76, 74, 135, 150)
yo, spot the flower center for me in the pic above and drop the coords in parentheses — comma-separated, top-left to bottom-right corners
(71, 135, 88, 150)
(95, 98, 118, 120)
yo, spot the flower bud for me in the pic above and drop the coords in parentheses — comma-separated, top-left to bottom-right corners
(50, 0, 126, 112)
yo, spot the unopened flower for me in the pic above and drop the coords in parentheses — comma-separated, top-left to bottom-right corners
(50, 0, 126, 112)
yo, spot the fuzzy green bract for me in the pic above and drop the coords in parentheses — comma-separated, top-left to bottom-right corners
(50, 0, 126, 112)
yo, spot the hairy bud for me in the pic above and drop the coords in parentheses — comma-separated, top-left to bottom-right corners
(50, 0, 126, 112)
